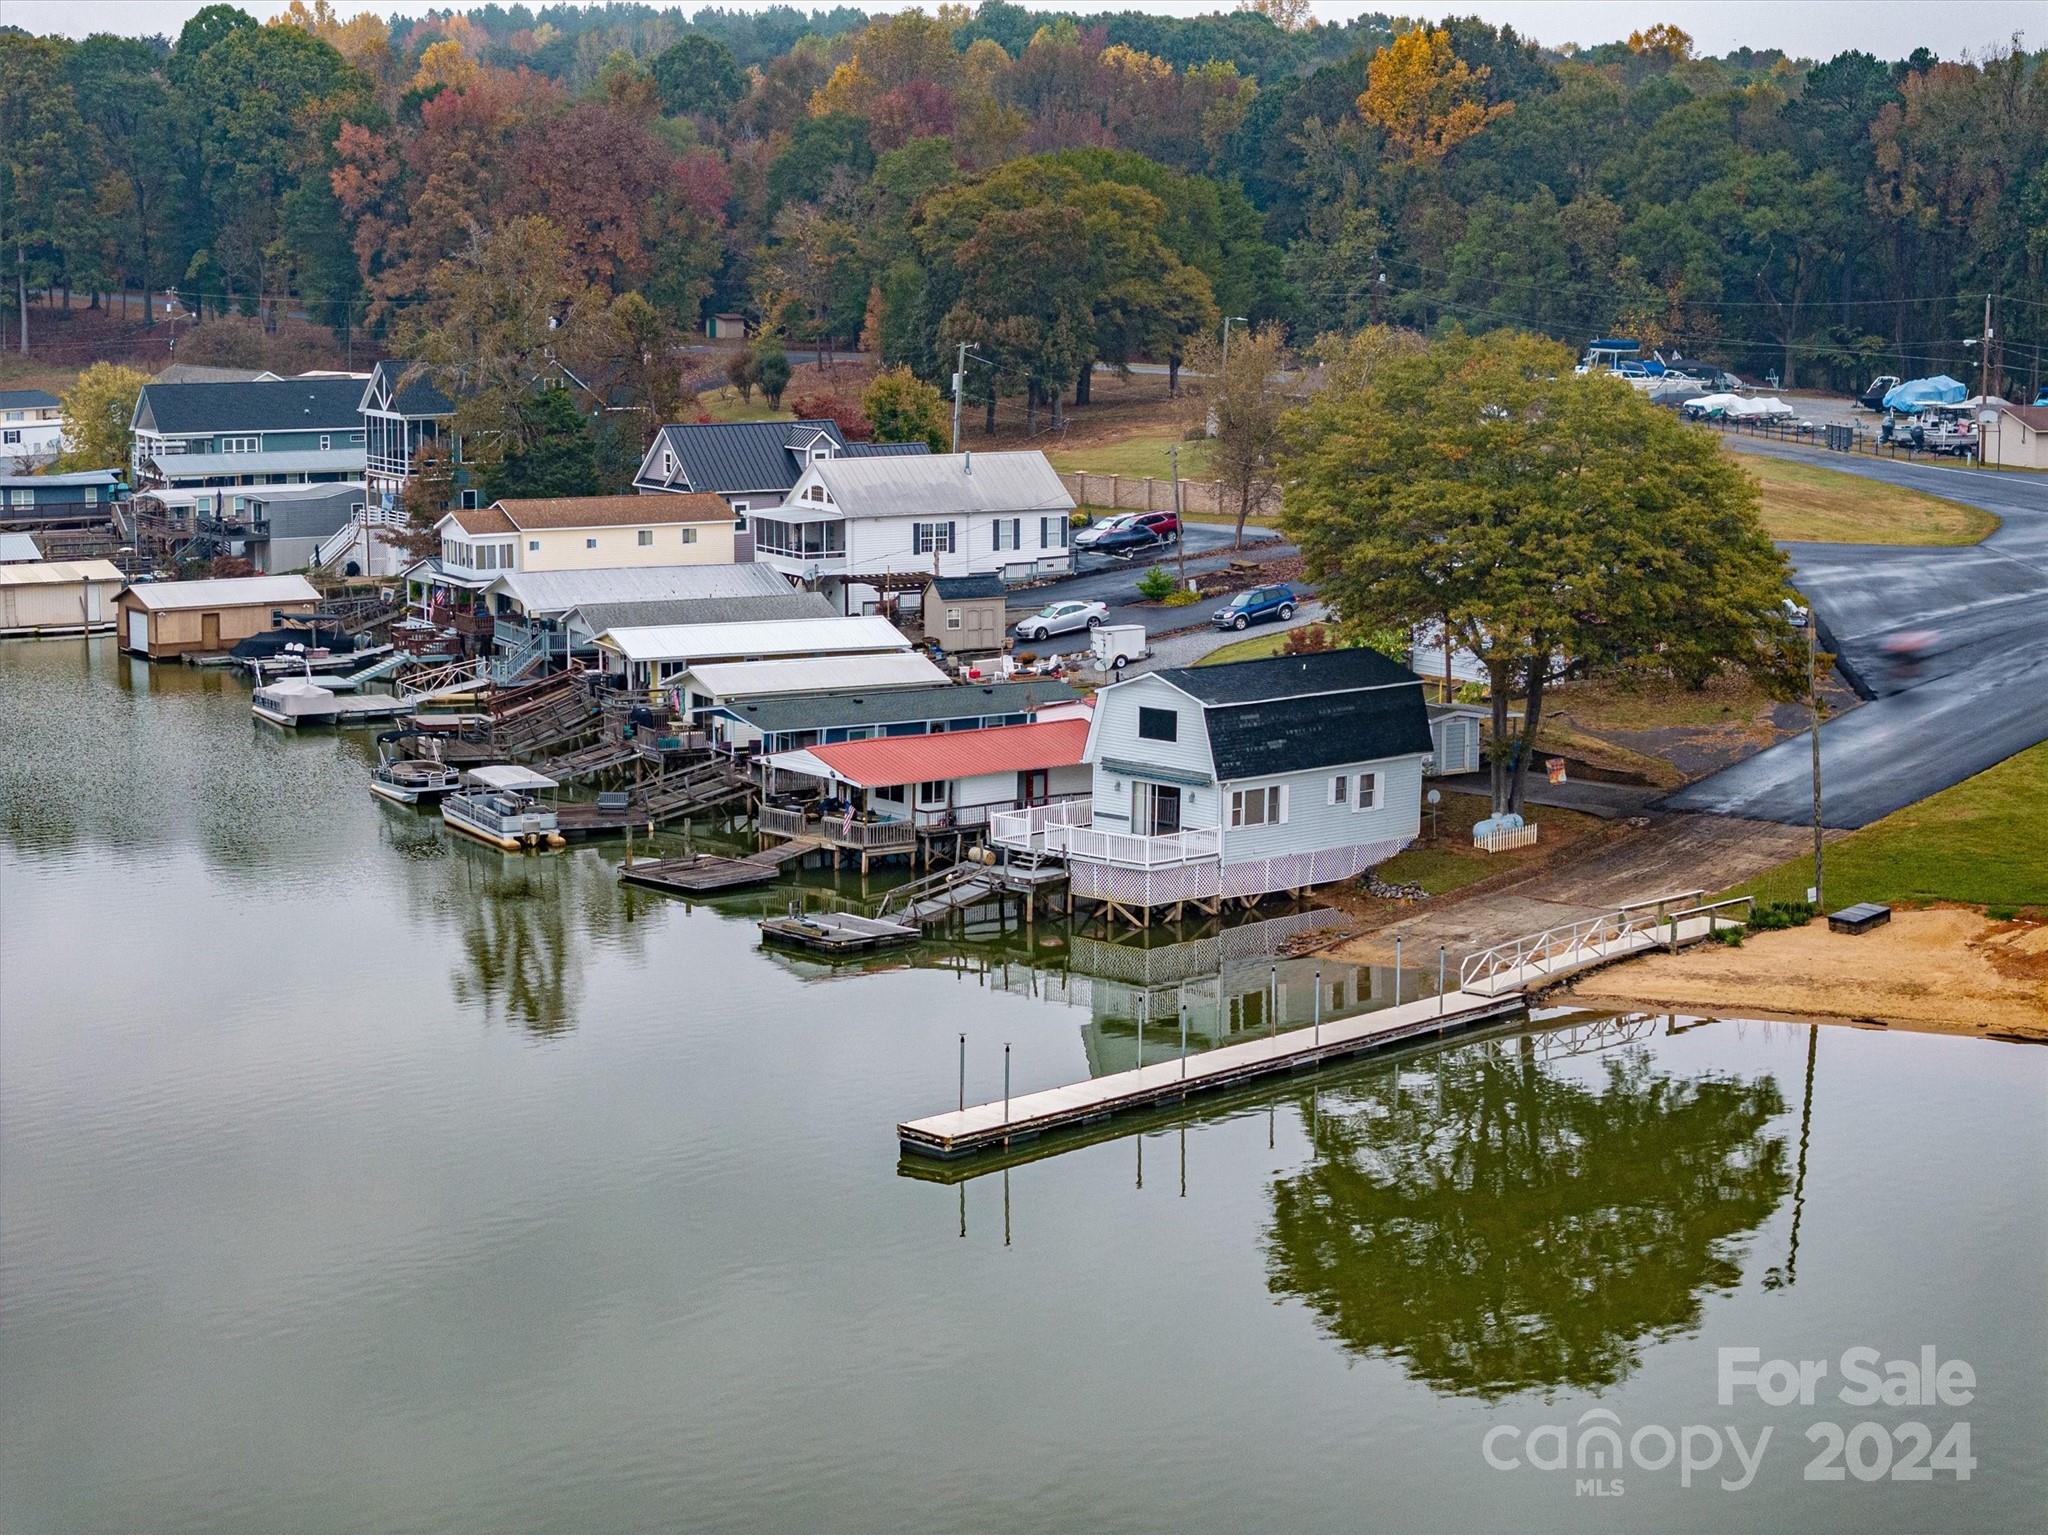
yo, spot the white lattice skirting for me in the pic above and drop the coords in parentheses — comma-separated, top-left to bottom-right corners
(1068, 838, 1410, 909)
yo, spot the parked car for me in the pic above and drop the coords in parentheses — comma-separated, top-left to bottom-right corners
(1073, 514, 1137, 550)
(1212, 584, 1296, 631)
(1130, 510, 1179, 542)
(1014, 599, 1107, 641)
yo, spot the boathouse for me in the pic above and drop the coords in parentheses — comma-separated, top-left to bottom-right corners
(114, 573, 321, 659)
(0, 560, 126, 637)
(991, 649, 1434, 918)
(671, 651, 950, 720)
(593, 614, 914, 692)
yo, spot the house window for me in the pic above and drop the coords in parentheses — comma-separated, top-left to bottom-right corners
(1331, 774, 1348, 805)
(527, 539, 540, 552)
(586, 537, 598, 549)
(1229, 785, 1285, 828)
(1040, 515, 1069, 548)
(873, 783, 907, 804)
(220, 436, 259, 453)
(913, 521, 956, 555)
(917, 779, 947, 804)
(1137, 706, 1177, 742)
(945, 606, 962, 630)
(319, 435, 331, 451)
(638, 529, 654, 546)
(661, 449, 676, 479)
(461, 489, 480, 509)
(993, 518, 1021, 551)
(350, 431, 364, 443)
(681, 528, 697, 544)
(1, 430, 17, 445)
(1354, 771, 1379, 810)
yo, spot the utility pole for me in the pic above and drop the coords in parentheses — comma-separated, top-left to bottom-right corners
(1170, 443, 1186, 592)
(1979, 293, 1994, 403)
(1807, 608, 1823, 911)
(951, 340, 968, 454)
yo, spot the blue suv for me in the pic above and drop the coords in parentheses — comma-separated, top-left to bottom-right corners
(1212, 584, 1297, 631)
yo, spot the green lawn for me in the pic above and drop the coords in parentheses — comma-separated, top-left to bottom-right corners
(695, 389, 791, 424)
(1739, 453, 1999, 545)
(1729, 741, 2048, 913)
(1196, 629, 1301, 666)
(1049, 432, 1214, 481)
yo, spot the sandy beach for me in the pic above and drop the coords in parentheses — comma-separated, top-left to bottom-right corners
(1562, 908, 2048, 1041)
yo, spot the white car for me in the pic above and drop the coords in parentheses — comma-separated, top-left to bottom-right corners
(1014, 599, 1107, 641)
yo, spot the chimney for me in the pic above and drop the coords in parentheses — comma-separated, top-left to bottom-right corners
(963, 451, 971, 476)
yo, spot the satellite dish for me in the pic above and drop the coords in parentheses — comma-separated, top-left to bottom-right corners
(1426, 789, 1441, 805)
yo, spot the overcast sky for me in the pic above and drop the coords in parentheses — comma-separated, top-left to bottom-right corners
(7, 0, 2036, 61)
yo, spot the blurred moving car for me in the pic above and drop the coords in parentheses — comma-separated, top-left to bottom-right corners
(1076, 510, 1180, 555)
(1212, 584, 1297, 631)
(1014, 599, 1107, 641)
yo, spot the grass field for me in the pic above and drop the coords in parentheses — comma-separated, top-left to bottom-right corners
(1049, 431, 1214, 481)
(1730, 741, 2048, 913)
(1738, 453, 1999, 545)
(1195, 628, 1298, 666)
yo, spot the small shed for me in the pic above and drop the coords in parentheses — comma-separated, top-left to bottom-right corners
(115, 573, 321, 659)
(1985, 406, 2048, 470)
(0, 560, 126, 637)
(922, 573, 1008, 656)
(1426, 704, 1486, 775)
(706, 313, 749, 341)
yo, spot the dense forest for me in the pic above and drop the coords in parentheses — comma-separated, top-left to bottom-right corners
(2, 0, 2044, 408)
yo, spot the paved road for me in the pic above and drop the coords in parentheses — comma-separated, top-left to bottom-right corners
(1664, 438, 2048, 828)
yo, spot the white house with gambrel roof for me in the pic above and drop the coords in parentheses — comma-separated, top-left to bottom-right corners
(993, 649, 1434, 917)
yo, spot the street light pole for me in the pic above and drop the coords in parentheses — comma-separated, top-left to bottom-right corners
(951, 340, 969, 454)
(1806, 607, 1823, 911)
(1220, 315, 1249, 376)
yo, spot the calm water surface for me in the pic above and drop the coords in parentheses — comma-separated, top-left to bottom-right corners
(2, 638, 2043, 1534)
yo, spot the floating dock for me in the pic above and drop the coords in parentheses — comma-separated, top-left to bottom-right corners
(760, 910, 919, 955)
(620, 838, 822, 894)
(899, 901, 1736, 1160)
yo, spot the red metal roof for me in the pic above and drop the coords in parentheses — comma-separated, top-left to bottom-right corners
(807, 719, 1089, 788)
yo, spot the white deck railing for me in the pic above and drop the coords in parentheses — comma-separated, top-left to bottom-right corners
(992, 800, 1219, 868)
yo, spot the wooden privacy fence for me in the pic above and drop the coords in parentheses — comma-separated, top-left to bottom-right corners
(1058, 471, 1282, 520)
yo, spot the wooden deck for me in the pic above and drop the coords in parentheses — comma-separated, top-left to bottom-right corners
(620, 837, 823, 894)
(898, 909, 1727, 1160)
(760, 911, 920, 955)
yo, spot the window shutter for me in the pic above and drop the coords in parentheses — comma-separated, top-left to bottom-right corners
(1275, 784, 1288, 824)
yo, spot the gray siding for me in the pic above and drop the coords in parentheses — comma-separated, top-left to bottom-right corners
(1218, 754, 1423, 865)
(1086, 674, 1217, 828)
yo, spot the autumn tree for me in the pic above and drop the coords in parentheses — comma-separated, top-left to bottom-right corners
(752, 334, 791, 407)
(55, 361, 149, 471)
(0, 34, 90, 352)
(1282, 332, 1801, 817)
(393, 436, 457, 560)
(1182, 322, 1291, 549)
(863, 366, 950, 452)
(479, 386, 599, 502)
(786, 387, 871, 441)
(1358, 27, 1511, 164)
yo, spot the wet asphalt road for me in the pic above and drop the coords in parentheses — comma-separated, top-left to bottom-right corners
(1004, 524, 1291, 657)
(1663, 438, 2048, 829)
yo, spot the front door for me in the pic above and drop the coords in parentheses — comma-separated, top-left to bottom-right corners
(201, 612, 220, 649)
(1131, 781, 1182, 836)
(1017, 768, 1049, 806)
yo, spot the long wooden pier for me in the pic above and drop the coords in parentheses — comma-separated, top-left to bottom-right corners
(898, 904, 1733, 1161)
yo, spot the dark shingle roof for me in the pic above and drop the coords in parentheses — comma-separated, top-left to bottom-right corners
(931, 573, 1006, 600)
(0, 389, 60, 409)
(1202, 686, 1433, 780)
(1157, 649, 1432, 780)
(366, 359, 454, 417)
(571, 592, 835, 633)
(1160, 647, 1421, 705)
(137, 377, 366, 436)
(724, 678, 1077, 735)
(640, 420, 931, 496)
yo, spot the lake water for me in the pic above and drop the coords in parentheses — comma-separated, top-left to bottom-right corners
(2, 638, 2043, 1534)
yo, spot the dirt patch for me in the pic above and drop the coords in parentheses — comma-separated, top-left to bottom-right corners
(1563, 908, 2048, 1040)
(1540, 667, 1860, 784)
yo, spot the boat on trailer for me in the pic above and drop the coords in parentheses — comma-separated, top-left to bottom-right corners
(440, 765, 566, 851)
